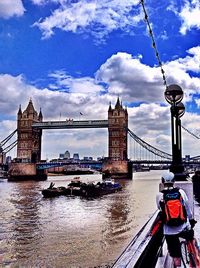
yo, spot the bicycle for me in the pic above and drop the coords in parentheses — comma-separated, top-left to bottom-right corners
(180, 232, 200, 268)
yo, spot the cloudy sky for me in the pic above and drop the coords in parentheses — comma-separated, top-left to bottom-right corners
(0, 0, 199, 160)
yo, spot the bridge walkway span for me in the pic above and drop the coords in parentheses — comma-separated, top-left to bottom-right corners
(32, 120, 108, 129)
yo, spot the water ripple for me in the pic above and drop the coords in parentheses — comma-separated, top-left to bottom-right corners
(0, 171, 165, 267)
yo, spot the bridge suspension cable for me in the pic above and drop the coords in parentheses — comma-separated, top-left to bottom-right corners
(190, 155, 200, 161)
(0, 129, 17, 147)
(128, 128, 172, 160)
(181, 125, 200, 139)
(3, 140, 18, 154)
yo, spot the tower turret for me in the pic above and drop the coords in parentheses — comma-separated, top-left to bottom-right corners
(115, 96, 122, 110)
(38, 108, 43, 121)
(108, 101, 112, 112)
(24, 98, 38, 120)
(17, 105, 22, 118)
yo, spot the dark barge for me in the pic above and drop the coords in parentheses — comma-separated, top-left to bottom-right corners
(42, 178, 122, 198)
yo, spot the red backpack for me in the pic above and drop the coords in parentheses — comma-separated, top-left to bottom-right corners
(161, 187, 187, 226)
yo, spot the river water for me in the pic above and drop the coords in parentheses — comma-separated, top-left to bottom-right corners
(0, 170, 199, 268)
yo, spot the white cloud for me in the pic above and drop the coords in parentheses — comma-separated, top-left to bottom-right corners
(32, 0, 142, 41)
(159, 30, 168, 40)
(167, 0, 200, 35)
(0, 74, 35, 115)
(1, 45, 200, 159)
(179, 0, 200, 35)
(128, 102, 200, 158)
(31, 0, 60, 5)
(48, 71, 104, 94)
(0, 0, 25, 19)
(32, 0, 48, 4)
(96, 48, 200, 104)
(165, 46, 200, 102)
(0, 73, 109, 159)
(96, 52, 166, 103)
(195, 98, 200, 109)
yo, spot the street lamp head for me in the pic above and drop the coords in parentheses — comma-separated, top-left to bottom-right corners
(164, 84, 183, 104)
(176, 102, 185, 118)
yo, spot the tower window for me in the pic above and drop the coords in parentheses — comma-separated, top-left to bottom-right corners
(112, 140, 119, 146)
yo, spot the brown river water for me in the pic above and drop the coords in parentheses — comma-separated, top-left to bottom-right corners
(1, 170, 199, 268)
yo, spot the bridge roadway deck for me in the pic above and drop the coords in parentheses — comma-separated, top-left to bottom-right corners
(36, 160, 102, 170)
(32, 120, 108, 129)
(132, 160, 200, 165)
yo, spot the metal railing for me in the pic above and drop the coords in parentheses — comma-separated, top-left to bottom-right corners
(112, 210, 164, 268)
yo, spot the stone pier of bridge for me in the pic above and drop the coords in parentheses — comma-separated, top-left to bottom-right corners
(8, 162, 47, 181)
(102, 159, 132, 180)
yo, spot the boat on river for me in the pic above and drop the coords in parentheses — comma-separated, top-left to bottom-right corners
(42, 185, 69, 197)
(41, 177, 83, 197)
(81, 179, 122, 197)
(41, 178, 122, 198)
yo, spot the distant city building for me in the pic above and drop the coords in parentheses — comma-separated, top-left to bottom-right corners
(73, 153, 79, 160)
(59, 150, 70, 159)
(6, 156, 12, 164)
(64, 150, 70, 159)
(0, 152, 6, 164)
(185, 155, 190, 161)
(83, 156, 93, 161)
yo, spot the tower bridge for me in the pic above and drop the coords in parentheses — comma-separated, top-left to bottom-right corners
(7, 98, 130, 180)
(1, 98, 199, 180)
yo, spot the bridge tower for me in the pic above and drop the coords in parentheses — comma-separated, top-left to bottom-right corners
(108, 97, 128, 160)
(103, 98, 132, 179)
(17, 99, 43, 163)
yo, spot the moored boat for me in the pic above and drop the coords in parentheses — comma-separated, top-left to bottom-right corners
(41, 178, 122, 198)
(81, 179, 122, 197)
(42, 186, 68, 197)
(41, 178, 85, 197)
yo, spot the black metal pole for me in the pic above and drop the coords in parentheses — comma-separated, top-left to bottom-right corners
(170, 105, 175, 164)
(165, 84, 186, 180)
(179, 118, 182, 162)
(175, 108, 180, 163)
(170, 103, 185, 180)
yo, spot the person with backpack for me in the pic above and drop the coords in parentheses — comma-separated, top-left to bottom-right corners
(156, 171, 197, 267)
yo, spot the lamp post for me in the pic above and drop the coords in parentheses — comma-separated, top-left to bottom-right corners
(164, 84, 186, 181)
